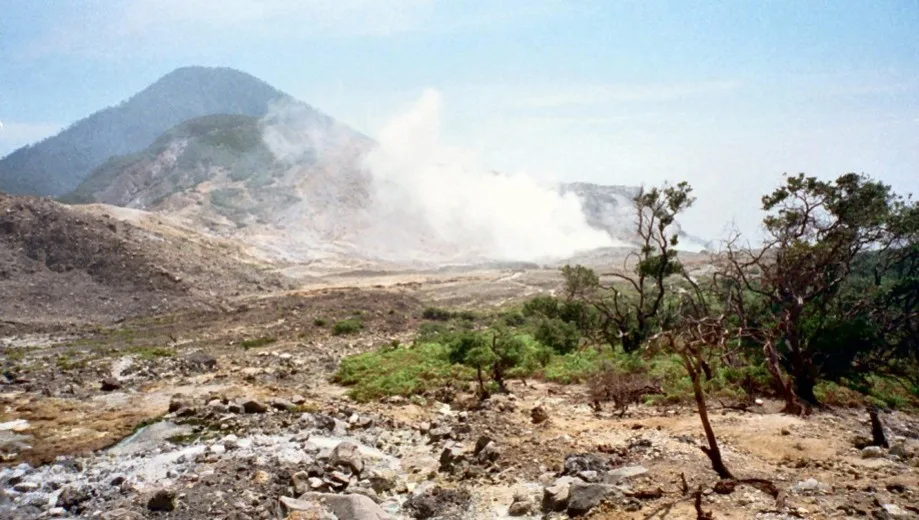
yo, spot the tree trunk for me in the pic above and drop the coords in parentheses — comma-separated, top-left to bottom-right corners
(683, 354, 735, 480)
(763, 341, 806, 415)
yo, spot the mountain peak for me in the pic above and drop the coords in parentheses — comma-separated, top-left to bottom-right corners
(0, 67, 292, 196)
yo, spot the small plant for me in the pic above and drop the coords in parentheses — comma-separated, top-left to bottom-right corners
(332, 318, 363, 336)
(422, 307, 454, 321)
(241, 337, 277, 349)
(313, 317, 327, 327)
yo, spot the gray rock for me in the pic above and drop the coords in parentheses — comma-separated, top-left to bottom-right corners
(508, 486, 540, 516)
(330, 441, 364, 475)
(429, 426, 452, 441)
(57, 485, 91, 512)
(241, 399, 268, 414)
(298, 492, 390, 520)
(270, 398, 296, 411)
(605, 465, 648, 483)
(100, 378, 122, 391)
(439, 445, 465, 471)
(278, 496, 336, 519)
(862, 446, 886, 458)
(292, 471, 311, 495)
(889, 443, 910, 459)
(147, 489, 176, 512)
(567, 482, 618, 516)
(12, 481, 39, 492)
(877, 503, 910, 519)
(184, 351, 217, 370)
(369, 469, 398, 493)
(543, 476, 581, 512)
(791, 478, 831, 495)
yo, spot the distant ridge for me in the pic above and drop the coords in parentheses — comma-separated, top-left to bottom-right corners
(0, 66, 291, 196)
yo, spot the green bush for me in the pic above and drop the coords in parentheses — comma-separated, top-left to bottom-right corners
(334, 342, 471, 402)
(534, 318, 581, 354)
(543, 349, 604, 384)
(241, 337, 276, 349)
(313, 317, 327, 327)
(422, 307, 454, 321)
(332, 318, 363, 336)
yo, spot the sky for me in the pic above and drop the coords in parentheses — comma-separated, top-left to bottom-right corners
(1, 0, 917, 240)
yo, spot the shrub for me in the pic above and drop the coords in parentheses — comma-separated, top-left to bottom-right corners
(332, 318, 363, 336)
(588, 366, 662, 415)
(535, 318, 581, 354)
(313, 317, 327, 327)
(523, 295, 560, 319)
(241, 337, 276, 349)
(422, 307, 454, 321)
(543, 349, 603, 384)
(334, 342, 470, 402)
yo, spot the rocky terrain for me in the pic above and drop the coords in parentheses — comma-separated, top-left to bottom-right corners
(0, 192, 290, 327)
(1, 259, 918, 519)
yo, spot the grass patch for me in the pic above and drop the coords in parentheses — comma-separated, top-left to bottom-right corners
(334, 342, 471, 402)
(128, 346, 177, 360)
(241, 337, 277, 349)
(543, 349, 605, 384)
(332, 319, 363, 336)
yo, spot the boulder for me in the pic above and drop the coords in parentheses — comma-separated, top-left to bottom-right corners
(543, 476, 581, 512)
(146, 489, 176, 512)
(861, 446, 886, 458)
(531, 405, 549, 424)
(100, 378, 122, 391)
(278, 496, 336, 519)
(241, 399, 268, 414)
(298, 492, 390, 520)
(567, 482, 618, 516)
(330, 441, 364, 475)
(605, 465, 648, 483)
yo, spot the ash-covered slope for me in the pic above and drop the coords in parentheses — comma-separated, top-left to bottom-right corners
(0, 192, 288, 326)
(0, 67, 290, 196)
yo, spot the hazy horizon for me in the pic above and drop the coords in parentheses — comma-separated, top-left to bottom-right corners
(2, 1, 917, 242)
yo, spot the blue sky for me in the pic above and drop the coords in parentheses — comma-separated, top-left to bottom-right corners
(1, 0, 917, 238)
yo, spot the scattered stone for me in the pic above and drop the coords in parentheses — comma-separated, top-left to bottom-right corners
(299, 492, 390, 520)
(369, 469, 399, 493)
(278, 496, 336, 519)
(57, 484, 91, 512)
(270, 398, 296, 411)
(877, 503, 910, 519)
(543, 476, 581, 512)
(292, 471, 311, 495)
(100, 378, 122, 391)
(531, 405, 549, 424)
(404, 485, 471, 520)
(253, 470, 271, 484)
(567, 482, 617, 516)
(862, 446, 886, 458)
(147, 489, 176, 512)
(889, 443, 910, 459)
(439, 445, 465, 472)
(12, 481, 39, 492)
(184, 351, 218, 370)
(241, 399, 268, 414)
(563, 453, 609, 476)
(508, 486, 539, 516)
(330, 441, 364, 475)
(291, 394, 307, 405)
(792, 478, 831, 495)
(605, 465, 648, 483)
(428, 426, 452, 441)
(209, 444, 226, 455)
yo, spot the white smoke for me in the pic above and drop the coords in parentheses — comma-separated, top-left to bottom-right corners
(360, 90, 611, 262)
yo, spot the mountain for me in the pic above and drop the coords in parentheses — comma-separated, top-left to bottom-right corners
(0, 66, 291, 196)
